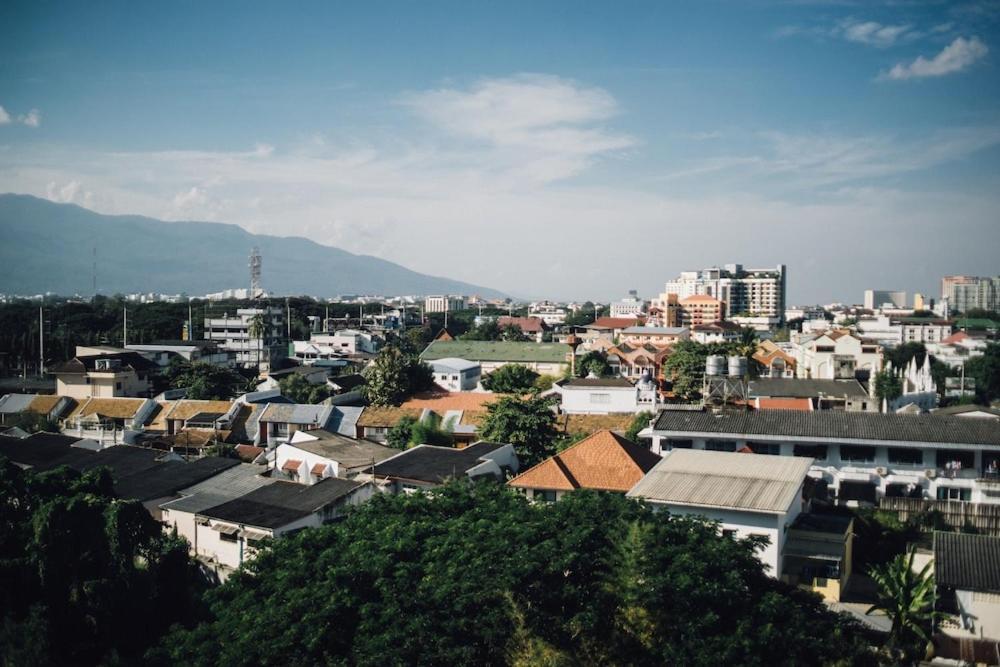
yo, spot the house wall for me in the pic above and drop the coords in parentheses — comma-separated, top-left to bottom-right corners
(479, 360, 569, 375)
(558, 386, 641, 414)
(958, 591, 1000, 640)
(274, 442, 340, 481)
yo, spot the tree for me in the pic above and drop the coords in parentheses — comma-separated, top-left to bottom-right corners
(482, 364, 540, 393)
(500, 324, 529, 342)
(278, 373, 331, 404)
(4, 411, 60, 434)
(247, 312, 266, 369)
(386, 415, 418, 450)
(170, 361, 246, 400)
(964, 343, 1000, 403)
(478, 395, 559, 466)
(155, 485, 875, 666)
(0, 460, 204, 666)
(873, 369, 903, 405)
(576, 351, 612, 378)
(662, 340, 709, 399)
(361, 346, 434, 406)
(625, 411, 654, 443)
(867, 548, 942, 664)
(463, 319, 502, 341)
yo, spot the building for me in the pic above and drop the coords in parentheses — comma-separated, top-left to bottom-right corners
(420, 340, 570, 376)
(781, 513, 855, 602)
(607, 343, 672, 381)
(272, 429, 397, 482)
(649, 293, 682, 328)
(646, 408, 1000, 506)
(793, 330, 882, 380)
(864, 290, 907, 311)
(661, 264, 787, 323)
(679, 295, 725, 327)
(203, 307, 286, 371)
(690, 321, 743, 344)
(553, 376, 660, 414)
(253, 403, 362, 445)
(933, 531, 1000, 642)
(424, 295, 467, 314)
(62, 397, 159, 446)
(627, 449, 813, 578)
(527, 302, 568, 326)
(748, 378, 876, 412)
(618, 326, 689, 346)
(0, 393, 76, 426)
(897, 317, 953, 345)
(427, 357, 482, 392)
(496, 316, 549, 342)
(753, 340, 797, 378)
(610, 291, 647, 318)
(303, 330, 380, 357)
(365, 441, 519, 494)
(943, 275, 1000, 314)
(51, 351, 158, 399)
(126, 341, 235, 368)
(508, 430, 661, 501)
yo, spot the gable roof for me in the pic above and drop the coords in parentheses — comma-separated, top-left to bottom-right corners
(508, 430, 661, 492)
(372, 441, 507, 484)
(50, 352, 158, 375)
(66, 397, 148, 421)
(497, 316, 548, 333)
(748, 378, 868, 400)
(199, 477, 365, 529)
(427, 357, 481, 373)
(561, 377, 635, 389)
(627, 448, 812, 514)
(400, 391, 498, 412)
(114, 456, 240, 502)
(588, 317, 645, 330)
(421, 340, 570, 364)
(357, 406, 421, 428)
(165, 400, 235, 422)
(287, 432, 396, 468)
(935, 531, 1000, 593)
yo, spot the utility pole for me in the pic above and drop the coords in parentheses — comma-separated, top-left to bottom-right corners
(325, 304, 329, 332)
(188, 301, 194, 341)
(38, 306, 44, 376)
(123, 305, 128, 347)
(286, 298, 291, 339)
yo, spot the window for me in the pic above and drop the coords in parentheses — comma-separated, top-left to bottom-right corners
(219, 531, 238, 543)
(535, 489, 557, 503)
(749, 442, 781, 456)
(936, 487, 971, 502)
(667, 439, 693, 450)
(840, 445, 876, 463)
(721, 529, 736, 539)
(936, 450, 975, 469)
(816, 346, 835, 353)
(705, 440, 736, 452)
(793, 444, 827, 460)
(589, 393, 611, 404)
(888, 448, 924, 466)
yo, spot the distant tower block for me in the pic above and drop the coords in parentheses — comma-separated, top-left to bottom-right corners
(249, 246, 262, 298)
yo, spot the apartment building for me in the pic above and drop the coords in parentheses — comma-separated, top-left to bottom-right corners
(203, 307, 286, 371)
(661, 263, 786, 323)
(943, 276, 1000, 314)
(680, 295, 725, 326)
(424, 295, 467, 314)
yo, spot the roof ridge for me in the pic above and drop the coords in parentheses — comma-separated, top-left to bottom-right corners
(550, 454, 580, 489)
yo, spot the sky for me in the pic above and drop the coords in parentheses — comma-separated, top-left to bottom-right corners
(1, 1, 998, 304)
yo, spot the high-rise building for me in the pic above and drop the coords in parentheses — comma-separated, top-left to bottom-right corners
(942, 275, 1000, 314)
(424, 295, 467, 314)
(660, 264, 786, 323)
(204, 307, 286, 371)
(863, 290, 907, 311)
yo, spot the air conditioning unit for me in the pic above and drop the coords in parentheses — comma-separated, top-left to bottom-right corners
(925, 469, 937, 479)
(876, 467, 888, 477)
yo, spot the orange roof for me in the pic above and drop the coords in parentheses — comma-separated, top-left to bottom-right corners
(401, 391, 499, 412)
(311, 463, 328, 475)
(592, 317, 645, 329)
(941, 331, 969, 345)
(235, 444, 264, 462)
(680, 295, 722, 304)
(282, 459, 303, 472)
(754, 398, 813, 411)
(508, 430, 661, 493)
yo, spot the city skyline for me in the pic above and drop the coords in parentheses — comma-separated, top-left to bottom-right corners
(2, 1, 999, 302)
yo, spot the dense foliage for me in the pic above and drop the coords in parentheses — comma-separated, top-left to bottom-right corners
(154, 485, 874, 666)
(867, 549, 942, 665)
(278, 373, 333, 404)
(165, 359, 249, 400)
(0, 459, 204, 666)
(481, 364, 540, 393)
(965, 343, 1000, 403)
(361, 346, 435, 406)
(576, 350, 612, 378)
(385, 414, 455, 450)
(625, 411, 654, 443)
(478, 394, 560, 466)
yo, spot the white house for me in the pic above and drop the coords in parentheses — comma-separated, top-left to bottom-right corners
(793, 330, 882, 380)
(553, 376, 659, 414)
(272, 429, 397, 482)
(203, 307, 286, 370)
(628, 449, 813, 578)
(428, 357, 482, 392)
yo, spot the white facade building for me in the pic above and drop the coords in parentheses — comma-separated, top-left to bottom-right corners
(793, 331, 882, 380)
(424, 295, 467, 313)
(203, 307, 286, 370)
(661, 264, 786, 323)
(428, 357, 482, 392)
(553, 375, 660, 414)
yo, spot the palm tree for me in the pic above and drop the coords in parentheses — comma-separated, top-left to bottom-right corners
(247, 313, 266, 371)
(867, 547, 943, 664)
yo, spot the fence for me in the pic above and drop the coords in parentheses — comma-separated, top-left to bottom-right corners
(878, 497, 1000, 536)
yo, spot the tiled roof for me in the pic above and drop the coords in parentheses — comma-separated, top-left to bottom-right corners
(754, 398, 813, 411)
(145, 401, 175, 430)
(589, 317, 645, 329)
(67, 397, 147, 421)
(401, 392, 498, 412)
(748, 378, 868, 400)
(311, 463, 328, 475)
(935, 531, 1000, 593)
(200, 478, 365, 529)
(652, 408, 1000, 446)
(420, 340, 570, 364)
(357, 406, 421, 428)
(373, 441, 507, 484)
(50, 352, 158, 374)
(234, 444, 265, 462)
(27, 395, 66, 416)
(114, 456, 240, 502)
(509, 430, 661, 492)
(159, 463, 275, 514)
(562, 377, 635, 388)
(497, 316, 548, 333)
(287, 432, 396, 468)
(560, 413, 635, 436)
(627, 449, 812, 513)
(282, 459, 302, 472)
(258, 402, 333, 426)
(165, 400, 235, 422)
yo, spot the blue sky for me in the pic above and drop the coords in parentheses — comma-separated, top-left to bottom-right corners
(1, 1, 998, 302)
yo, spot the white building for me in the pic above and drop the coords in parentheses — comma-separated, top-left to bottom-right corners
(204, 307, 286, 370)
(126, 341, 235, 368)
(292, 330, 380, 364)
(528, 302, 568, 326)
(428, 357, 482, 392)
(424, 295, 467, 314)
(661, 264, 786, 323)
(628, 449, 812, 578)
(610, 291, 647, 318)
(272, 429, 397, 482)
(553, 375, 660, 414)
(793, 330, 882, 380)
(864, 290, 907, 311)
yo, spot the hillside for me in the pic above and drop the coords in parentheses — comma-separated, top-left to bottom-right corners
(0, 194, 506, 298)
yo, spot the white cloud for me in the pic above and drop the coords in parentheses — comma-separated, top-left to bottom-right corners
(838, 20, 915, 48)
(883, 36, 988, 80)
(44, 180, 94, 207)
(0, 106, 10, 125)
(20, 109, 41, 128)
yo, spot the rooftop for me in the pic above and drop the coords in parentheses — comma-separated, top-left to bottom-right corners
(652, 408, 1000, 447)
(627, 448, 812, 514)
(935, 531, 1000, 593)
(748, 378, 868, 400)
(561, 377, 636, 389)
(199, 477, 365, 529)
(621, 326, 688, 335)
(159, 463, 276, 514)
(372, 441, 507, 484)
(427, 357, 481, 372)
(420, 340, 570, 364)
(508, 430, 661, 493)
(287, 431, 397, 468)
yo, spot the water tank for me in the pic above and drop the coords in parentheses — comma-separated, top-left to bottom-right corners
(705, 355, 725, 377)
(728, 355, 748, 378)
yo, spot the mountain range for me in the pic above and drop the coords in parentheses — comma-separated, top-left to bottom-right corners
(0, 194, 506, 299)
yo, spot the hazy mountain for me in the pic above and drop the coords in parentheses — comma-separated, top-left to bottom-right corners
(0, 194, 506, 299)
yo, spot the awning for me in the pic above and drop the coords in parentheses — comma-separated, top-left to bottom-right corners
(242, 529, 270, 542)
(282, 459, 303, 472)
(784, 538, 844, 562)
(211, 523, 239, 535)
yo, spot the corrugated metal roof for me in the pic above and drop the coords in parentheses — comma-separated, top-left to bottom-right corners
(420, 340, 569, 364)
(260, 403, 333, 426)
(159, 463, 276, 514)
(627, 449, 812, 514)
(0, 393, 36, 414)
(935, 531, 1000, 593)
(653, 408, 1000, 446)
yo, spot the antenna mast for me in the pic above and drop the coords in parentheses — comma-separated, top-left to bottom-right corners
(249, 246, 262, 299)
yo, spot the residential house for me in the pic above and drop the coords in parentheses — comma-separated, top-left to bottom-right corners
(679, 294, 725, 327)
(355, 406, 421, 443)
(508, 429, 660, 501)
(62, 397, 159, 446)
(0, 393, 76, 426)
(781, 512, 855, 602)
(748, 377, 876, 412)
(203, 307, 286, 371)
(364, 441, 519, 494)
(934, 531, 1000, 642)
(257, 365, 331, 391)
(126, 340, 235, 368)
(607, 343, 672, 381)
(627, 448, 813, 578)
(646, 407, 1000, 506)
(272, 429, 397, 482)
(584, 316, 647, 341)
(497, 316, 549, 342)
(618, 326, 689, 346)
(420, 340, 570, 376)
(793, 330, 882, 380)
(51, 351, 158, 399)
(254, 403, 362, 445)
(527, 302, 567, 326)
(927, 331, 989, 369)
(752, 340, 797, 378)
(553, 376, 660, 414)
(690, 321, 742, 344)
(428, 357, 482, 392)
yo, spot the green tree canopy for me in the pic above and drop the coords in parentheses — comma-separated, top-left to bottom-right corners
(385, 414, 454, 450)
(154, 485, 874, 666)
(168, 360, 247, 400)
(462, 319, 502, 341)
(625, 411, 654, 443)
(478, 394, 559, 467)
(482, 364, 540, 393)
(867, 547, 942, 665)
(361, 346, 435, 406)
(873, 369, 903, 405)
(964, 343, 1000, 403)
(278, 373, 332, 404)
(576, 351, 612, 378)
(0, 459, 204, 666)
